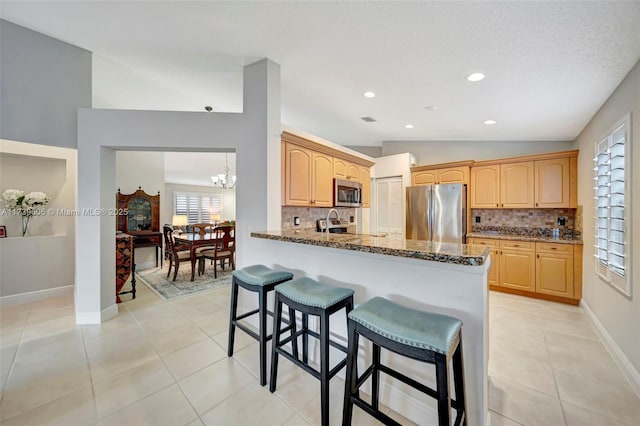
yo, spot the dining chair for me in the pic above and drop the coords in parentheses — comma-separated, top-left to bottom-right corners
(191, 223, 214, 236)
(200, 225, 235, 278)
(163, 225, 203, 281)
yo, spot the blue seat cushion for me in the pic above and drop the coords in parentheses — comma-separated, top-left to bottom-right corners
(232, 264, 293, 286)
(349, 297, 462, 355)
(276, 277, 354, 309)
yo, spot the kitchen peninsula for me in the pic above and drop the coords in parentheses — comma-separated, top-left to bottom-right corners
(250, 230, 491, 426)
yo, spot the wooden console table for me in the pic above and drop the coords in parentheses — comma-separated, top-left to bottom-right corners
(128, 231, 163, 267)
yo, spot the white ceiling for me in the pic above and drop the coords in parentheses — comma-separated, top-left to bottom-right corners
(164, 152, 236, 188)
(2, 1, 640, 146)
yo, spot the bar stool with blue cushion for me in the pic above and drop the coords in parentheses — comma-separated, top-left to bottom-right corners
(228, 264, 294, 386)
(343, 297, 467, 426)
(270, 277, 354, 426)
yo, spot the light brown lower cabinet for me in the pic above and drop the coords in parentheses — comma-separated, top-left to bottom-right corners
(499, 241, 536, 292)
(468, 238, 582, 305)
(535, 242, 574, 298)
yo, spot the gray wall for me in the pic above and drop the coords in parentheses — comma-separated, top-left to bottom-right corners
(0, 19, 91, 148)
(382, 140, 574, 166)
(574, 59, 640, 380)
(346, 145, 383, 158)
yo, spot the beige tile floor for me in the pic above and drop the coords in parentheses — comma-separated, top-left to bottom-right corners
(0, 283, 638, 425)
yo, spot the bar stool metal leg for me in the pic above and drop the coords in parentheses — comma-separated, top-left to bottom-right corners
(435, 353, 451, 426)
(228, 276, 239, 357)
(302, 313, 309, 364)
(453, 340, 468, 426)
(269, 294, 283, 393)
(372, 343, 381, 411)
(342, 317, 359, 426)
(320, 311, 330, 426)
(258, 287, 268, 386)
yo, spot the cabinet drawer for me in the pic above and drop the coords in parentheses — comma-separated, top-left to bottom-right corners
(500, 240, 534, 251)
(536, 242, 573, 255)
(467, 238, 499, 248)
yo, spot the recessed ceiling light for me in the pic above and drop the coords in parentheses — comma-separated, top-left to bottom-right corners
(404, 124, 414, 129)
(363, 91, 376, 98)
(483, 120, 497, 125)
(425, 105, 439, 111)
(466, 73, 485, 82)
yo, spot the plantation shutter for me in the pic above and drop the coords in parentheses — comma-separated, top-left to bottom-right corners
(593, 116, 630, 295)
(174, 192, 223, 223)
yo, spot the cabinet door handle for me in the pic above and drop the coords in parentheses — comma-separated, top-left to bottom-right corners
(551, 247, 557, 250)
(536, 202, 539, 207)
(537, 254, 540, 259)
(496, 203, 499, 207)
(513, 244, 520, 247)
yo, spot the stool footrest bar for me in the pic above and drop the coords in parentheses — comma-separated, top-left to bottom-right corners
(379, 363, 439, 401)
(351, 397, 402, 426)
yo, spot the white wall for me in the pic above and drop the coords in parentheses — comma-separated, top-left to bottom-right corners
(573, 59, 640, 389)
(76, 59, 281, 323)
(0, 139, 76, 300)
(382, 140, 574, 166)
(115, 151, 165, 270)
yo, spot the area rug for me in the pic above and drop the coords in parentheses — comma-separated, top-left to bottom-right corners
(136, 264, 232, 300)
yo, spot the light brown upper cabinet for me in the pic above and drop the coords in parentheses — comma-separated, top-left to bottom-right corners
(333, 158, 347, 180)
(471, 150, 578, 209)
(411, 162, 472, 186)
(501, 162, 534, 208)
(312, 151, 335, 207)
(282, 131, 374, 207)
(283, 142, 333, 207)
(284, 143, 312, 206)
(535, 158, 570, 208)
(334, 159, 361, 181)
(358, 165, 371, 208)
(470, 165, 500, 208)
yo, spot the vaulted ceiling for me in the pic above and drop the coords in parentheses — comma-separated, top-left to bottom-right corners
(2, 1, 639, 146)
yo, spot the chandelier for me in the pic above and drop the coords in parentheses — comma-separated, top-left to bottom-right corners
(211, 153, 236, 189)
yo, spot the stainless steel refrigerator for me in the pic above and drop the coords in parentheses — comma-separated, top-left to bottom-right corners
(406, 183, 467, 243)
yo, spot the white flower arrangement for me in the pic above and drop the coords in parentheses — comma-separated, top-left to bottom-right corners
(2, 189, 50, 236)
(1, 189, 24, 209)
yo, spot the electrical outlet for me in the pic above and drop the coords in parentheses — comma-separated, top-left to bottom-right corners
(557, 217, 566, 226)
(294, 216, 300, 226)
(350, 216, 354, 223)
(475, 216, 481, 223)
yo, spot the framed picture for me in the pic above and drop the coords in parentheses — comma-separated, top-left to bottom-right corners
(0, 225, 6, 238)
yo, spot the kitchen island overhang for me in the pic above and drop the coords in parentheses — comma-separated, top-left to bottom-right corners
(248, 230, 491, 426)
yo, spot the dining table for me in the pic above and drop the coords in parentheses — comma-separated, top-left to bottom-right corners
(173, 232, 220, 281)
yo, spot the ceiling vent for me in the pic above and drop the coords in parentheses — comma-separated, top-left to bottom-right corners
(360, 116, 377, 123)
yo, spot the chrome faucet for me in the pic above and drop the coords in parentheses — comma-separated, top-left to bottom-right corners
(326, 208, 341, 231)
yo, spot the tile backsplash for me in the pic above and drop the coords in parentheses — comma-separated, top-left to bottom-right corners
(472, 208, 578, 229)
(281, 207, 356, 231)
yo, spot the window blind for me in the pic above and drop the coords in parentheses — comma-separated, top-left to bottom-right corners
(174, 192, 222, 223)
(593, 115, 630, 295)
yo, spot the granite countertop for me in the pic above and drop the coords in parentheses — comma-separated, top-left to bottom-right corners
(251, 230, 490, 266)
(466, 232, 583, 245)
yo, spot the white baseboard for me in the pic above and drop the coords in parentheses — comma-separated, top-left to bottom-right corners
(75, 303, 119, 324)
(0, 285, 74, 306)
(135, 261, 159, 271)
(581, 300, 640, 398)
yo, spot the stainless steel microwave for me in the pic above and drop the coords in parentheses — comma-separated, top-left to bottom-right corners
(334, 179, 362, 207)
